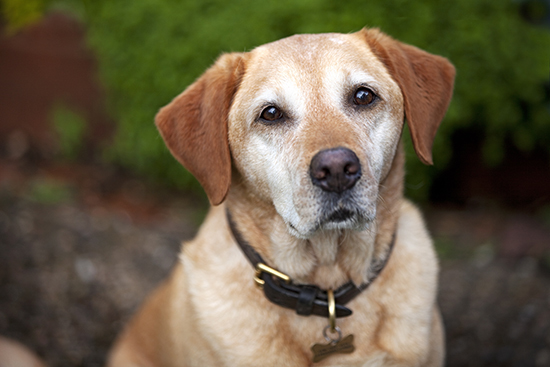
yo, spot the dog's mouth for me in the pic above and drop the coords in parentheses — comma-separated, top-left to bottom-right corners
(315, 205, 374, 232)
(285, 183, 377, 238)
(287, 205, 374, 238)
(325, 208, 356, 223)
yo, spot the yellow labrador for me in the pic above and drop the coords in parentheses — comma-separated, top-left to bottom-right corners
(108, 28, 455, 366)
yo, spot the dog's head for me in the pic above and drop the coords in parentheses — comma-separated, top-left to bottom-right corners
(156, 29, 455, 238)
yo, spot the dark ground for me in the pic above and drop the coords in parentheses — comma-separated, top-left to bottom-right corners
(0, 160, 550, 367)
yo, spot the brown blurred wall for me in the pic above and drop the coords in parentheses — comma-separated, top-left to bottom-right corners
(0, 12, 112, 161)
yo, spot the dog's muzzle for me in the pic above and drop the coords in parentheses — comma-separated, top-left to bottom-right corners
(309, 147, 367, 228)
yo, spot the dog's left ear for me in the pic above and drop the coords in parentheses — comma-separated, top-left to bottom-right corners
(360, 28, 456, 165)
(156, 53, 247, 205)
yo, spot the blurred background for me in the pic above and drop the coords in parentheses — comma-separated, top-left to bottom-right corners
(0, 0, 549, 366)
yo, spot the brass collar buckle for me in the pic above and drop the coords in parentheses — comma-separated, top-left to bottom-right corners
(254, 263, 290, 288)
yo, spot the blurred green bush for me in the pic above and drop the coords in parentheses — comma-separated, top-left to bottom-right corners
(51, 103, 88, 161)
(4, 0, 550, 200)
(0, 0, 45, 32)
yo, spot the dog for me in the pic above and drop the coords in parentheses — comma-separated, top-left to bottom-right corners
(106, 28, 455, 367)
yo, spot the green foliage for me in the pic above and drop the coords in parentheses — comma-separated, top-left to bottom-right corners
(26, 178, 74, 204)
(51, 104, 88, 161)
(0, 0, 46, 32)
(47, 0, 550, 198)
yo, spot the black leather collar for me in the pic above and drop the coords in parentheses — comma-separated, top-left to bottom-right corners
(226, 209, 396, 319)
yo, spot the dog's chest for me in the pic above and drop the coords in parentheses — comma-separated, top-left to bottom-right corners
(186, 261, 394, 366)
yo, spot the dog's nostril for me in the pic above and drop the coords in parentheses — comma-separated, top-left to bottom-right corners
(344, 163, 359, 175)
(313, 168, 329, 180)
(310, 147, 362, 193)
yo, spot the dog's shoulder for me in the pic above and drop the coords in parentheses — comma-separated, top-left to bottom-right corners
(398, 200, 433, 245)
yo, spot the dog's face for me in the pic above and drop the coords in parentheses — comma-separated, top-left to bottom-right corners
(155, 29, 455, 238)
(228, 33, 404, 238)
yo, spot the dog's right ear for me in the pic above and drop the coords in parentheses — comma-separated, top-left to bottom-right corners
(155, 53, 247, 205)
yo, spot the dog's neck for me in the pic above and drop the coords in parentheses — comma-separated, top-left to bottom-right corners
(225, 145, 404, 290)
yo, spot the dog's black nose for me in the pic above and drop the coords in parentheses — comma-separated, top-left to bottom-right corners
(310, 147, 361, 193)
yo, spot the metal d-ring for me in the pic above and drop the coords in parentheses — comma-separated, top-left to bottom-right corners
(327, 288, 336, 332)
(323, 288, 342, 343)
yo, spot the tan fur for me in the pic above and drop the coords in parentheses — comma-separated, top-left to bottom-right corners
(0, 336, 46, 367)
(109, 28, 454, 366)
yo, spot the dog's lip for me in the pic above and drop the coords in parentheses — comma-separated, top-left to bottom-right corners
(287, 207, 373, 238)
(317, 206, 372, 227)
(324, 208, 356, 223)
(288, 221, 298, 232)
(318, 194, 366, 223)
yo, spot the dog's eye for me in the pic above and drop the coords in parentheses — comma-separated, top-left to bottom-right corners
(260, 106, 283, 122)
(353, 87, 376, 106)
